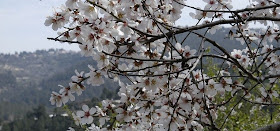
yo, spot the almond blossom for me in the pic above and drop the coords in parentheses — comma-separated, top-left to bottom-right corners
(50, 91, 63, 107)
(85, 66, 104, 86)
(76, 105, 97, 125)
(45, 0, 280, 130)
(44, 6, 70, 31)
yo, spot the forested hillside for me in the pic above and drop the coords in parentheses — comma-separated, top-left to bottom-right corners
(1, 27, 280, 130)
(0, 49, 118, 123)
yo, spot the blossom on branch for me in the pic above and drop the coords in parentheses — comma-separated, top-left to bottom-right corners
(45, 0, 280, 130)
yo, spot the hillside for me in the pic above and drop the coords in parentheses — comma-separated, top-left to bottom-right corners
(0, 49, 118, 122)
(1, 27, 279, 122)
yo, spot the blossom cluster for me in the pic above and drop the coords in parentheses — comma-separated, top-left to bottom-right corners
(46, 0, 280, 130)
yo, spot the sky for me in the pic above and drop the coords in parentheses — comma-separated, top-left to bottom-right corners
(0, 0, 80, 53)
(0, 0, 249, 54)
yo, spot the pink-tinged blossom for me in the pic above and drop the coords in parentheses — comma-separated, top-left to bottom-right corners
(79, 43, 94, 57)
(220, 77, 233, 92)
(50, 91, 63, 107)
(178, 93, 192, 113)
(93, 52, 110, 69)
(203, 0, 218, 9)
(253, 0, 269, 7)
(69, 70, 85, 95)
(189, 8, 214, 20)
(205, 79, 219, 97)
(239, 55, 250, 68)
(261, 44, 273, 54)
(231, 49, 243, 59)
(139, 77, 163, 92)
(115, 107, 134, 122)
(59, 85, 75, 104)
(76, 105, 96, 125)
(69, 82, 84, 96)
(192, 70, 203, 81)
(70, 27, 84, 43)
(44, 7, 70, 31)
(85, 66, 104, 86)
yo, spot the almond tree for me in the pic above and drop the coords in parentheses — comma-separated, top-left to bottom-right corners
(46, 0, 280, 130)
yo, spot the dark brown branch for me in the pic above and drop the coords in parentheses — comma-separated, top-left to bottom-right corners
(146, 16, 280, 45)
(47, 38, 82, 45)
(192, 32, 259, 82)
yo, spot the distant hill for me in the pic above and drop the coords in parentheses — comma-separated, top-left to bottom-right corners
(0, 49, 118, 122)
